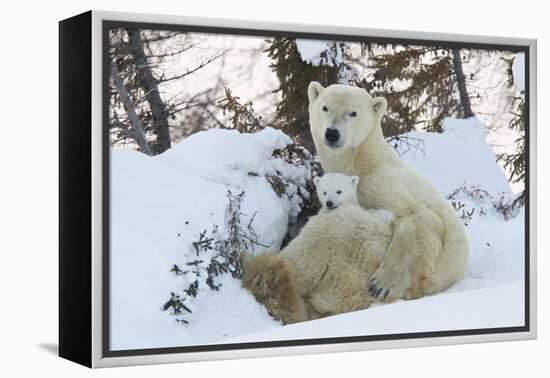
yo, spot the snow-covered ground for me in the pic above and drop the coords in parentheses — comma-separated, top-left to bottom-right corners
(110, 128, 307, 350)
(110, 118, 525, 351)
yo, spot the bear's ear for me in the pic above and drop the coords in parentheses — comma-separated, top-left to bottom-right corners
(372, 97, 387, 121)
(313, 176, 320, 187)
(351, 175, 360, 186)
(308, 81, 324, 103)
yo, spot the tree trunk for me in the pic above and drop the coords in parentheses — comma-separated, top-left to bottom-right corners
(110, 61, 153, 156)
(127, 29, 172, 153)
(451, 48, 474, 118)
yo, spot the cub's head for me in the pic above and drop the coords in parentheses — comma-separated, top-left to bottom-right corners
(308, 82, 387, 152)
(313, 173, 360, 210)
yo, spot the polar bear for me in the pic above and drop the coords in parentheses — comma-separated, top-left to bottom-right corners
(242, 173, 393, 324)
(314, 172, 394, 223)
(314, 172, 360, 211)
(307, 81, 468, 301)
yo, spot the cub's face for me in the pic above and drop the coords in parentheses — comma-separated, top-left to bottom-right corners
(308, 82, 387, 152)
(313, 173, 360, 210)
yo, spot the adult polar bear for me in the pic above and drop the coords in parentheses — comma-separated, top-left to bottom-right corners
(308, 81, 468, 301)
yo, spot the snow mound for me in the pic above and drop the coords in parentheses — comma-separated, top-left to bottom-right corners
(110, 127, 309, 350)
(111, 118, 524, 350)
(396, 117, 512, 195)
(159, 127, 293, 186)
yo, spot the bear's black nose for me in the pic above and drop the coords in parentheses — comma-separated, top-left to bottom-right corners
(325, 128, 340, 143)
(326, 200, 334, 208)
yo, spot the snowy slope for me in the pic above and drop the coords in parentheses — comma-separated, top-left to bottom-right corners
(398, 117, 512, 195)
(110, 128, 306, 350)
(110, 118, 524, 350)
(225, 283, 523, 343)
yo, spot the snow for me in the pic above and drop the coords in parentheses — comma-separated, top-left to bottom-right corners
(111, 118, 524, 351)
(225, 283, 524, 343)
(295, 40, 330, 62)
(296, 39, 342, 67)
(110, 127, 309, 350)
(396, 117, 512, 195)
(512, 53, 526, 93)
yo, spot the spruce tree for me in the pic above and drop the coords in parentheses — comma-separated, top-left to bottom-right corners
(353, 45, 476, 137)
(497, 56, 526, 205)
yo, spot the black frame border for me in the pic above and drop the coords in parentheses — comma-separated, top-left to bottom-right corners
(59, 11, 93, 367)
(101, 19, 531, 359)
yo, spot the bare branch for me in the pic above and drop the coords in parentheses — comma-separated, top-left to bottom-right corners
(159, 51, 227, 84)
(110, 60, 153, 155)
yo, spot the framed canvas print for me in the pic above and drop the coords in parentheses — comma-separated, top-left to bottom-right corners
(59, 10, 537, 368)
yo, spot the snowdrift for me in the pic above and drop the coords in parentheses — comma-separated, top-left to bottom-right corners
(110, 118, 524, 350)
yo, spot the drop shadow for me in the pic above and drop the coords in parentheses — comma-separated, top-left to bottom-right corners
(38, 343, 59, 356)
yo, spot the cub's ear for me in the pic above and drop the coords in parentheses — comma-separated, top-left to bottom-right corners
(308, 81, 324, 103)
(372, 97, 387, 121)
(351, 175, 360, 186)
(313, 176, 320, 187)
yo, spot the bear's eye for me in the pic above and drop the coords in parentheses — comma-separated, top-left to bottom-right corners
(350, 111, 357, 117)
(322, 106, 328, 112)
(337, 190, 342, 194)
(323, 192, 327, 195)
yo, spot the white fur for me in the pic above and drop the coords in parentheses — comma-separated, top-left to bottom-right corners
(315, 172, 394, 224)
(314, 173, 360, 210)
(278, 204, 393, 318)
(308, 82, 469, 301)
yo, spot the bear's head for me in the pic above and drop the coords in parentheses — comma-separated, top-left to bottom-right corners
(313, 173, 360, 210)
(308, 82, 387, 152)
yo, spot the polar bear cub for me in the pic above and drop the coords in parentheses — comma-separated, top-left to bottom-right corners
(314, 173, 393, 223)
(242, 172, 395, 323)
